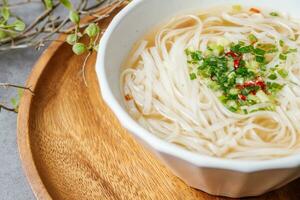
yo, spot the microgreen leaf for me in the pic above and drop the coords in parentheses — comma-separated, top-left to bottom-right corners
(43, 0, 53, 9)
(59, 0, 72, 10)
(0, 30, 7, 39)
(66, 34, 77, 45)
(1, 7, 10, 21)
(10, 98, 17, 107)
(84, 23, 100, 38)
(72, 43, 86, 55)
(69, 11, 80, 24)
(12, 20, 26, 31)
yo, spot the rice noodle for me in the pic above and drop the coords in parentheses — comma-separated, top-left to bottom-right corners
(121, 7, 300, 160)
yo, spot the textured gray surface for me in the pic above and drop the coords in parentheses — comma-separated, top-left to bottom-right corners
(0, 3, 43, 199)
(0, 49, 40, 200)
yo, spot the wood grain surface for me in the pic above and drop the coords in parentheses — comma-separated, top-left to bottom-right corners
(17, 2, 300, 200)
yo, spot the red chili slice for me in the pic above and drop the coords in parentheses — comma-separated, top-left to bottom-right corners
(236, 78, 267, 95)
(238, 94, 247, 101)
(233, 57, 241, 69)
(125, 94, 133, 101)
(255, 80, 266, 91)
(225, 51, 241, 69)
(250, 8, 260, 13)
(225, 51, 238, 58)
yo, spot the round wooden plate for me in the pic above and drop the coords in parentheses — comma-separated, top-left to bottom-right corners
(17, 2, 300, 200)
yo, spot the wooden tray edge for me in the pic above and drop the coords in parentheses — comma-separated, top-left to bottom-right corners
(16, 2, 127, 199)
(17, 32, 66, 200)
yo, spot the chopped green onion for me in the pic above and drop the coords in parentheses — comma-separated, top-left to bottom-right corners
(253, 48, 266, 56)
(189, 73, 197, 80)
(248, 34, 258, 44)
(278, 69, 288, 78)
(239, 45, 254, 53)
(286, 48, 298, 53)
(270, 12, 279, 17)
(279, 40, 285, 47)
(219, 95, 227, 103)
(268, 74, 277, 80)
(256, 56, 265, 63)
(229, 106, 238, 112)
(185, 40, 286, 115)
(279, 53, 287, 60)
(227, 94, 238, 100)
(191, 51, 202, 61)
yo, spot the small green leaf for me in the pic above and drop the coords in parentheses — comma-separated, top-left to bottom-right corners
(0, 30, 7, 39)
(12, 20, 26, 31)
(72, 43, 86, 55)
(59, 0, 72, 10)
(10, 98, 17, 107)
(69, 11, 80, 24)
(44, 0, 53, 9)
(84, 23, 100, 38)
(1, 7, 10, 21)
(66, 34, 77, 45)
(18, 88, 24, 99)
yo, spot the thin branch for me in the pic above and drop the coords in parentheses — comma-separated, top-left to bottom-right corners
(0, 0, 40, 8)
(0, 83, 34, 93)
(0, 0, 127, 52)
(0, 104, 17, 113)
(83, 0, 107, 11)
(24, 2, 60, 34)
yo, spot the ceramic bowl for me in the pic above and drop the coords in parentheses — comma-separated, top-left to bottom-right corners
(96, 0, 300, 197)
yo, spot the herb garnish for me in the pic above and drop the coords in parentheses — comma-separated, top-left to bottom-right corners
(186, 39, 295, 114)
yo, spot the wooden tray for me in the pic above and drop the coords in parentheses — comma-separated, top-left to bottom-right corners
(17, 2, 300, 200)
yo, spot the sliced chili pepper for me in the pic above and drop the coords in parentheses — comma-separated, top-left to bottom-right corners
(225, 51, 239, 58)
(125, 94, 133, 101)
(238, 94, 247, 101)
(226, 51, 241, 69)
(233, 57, 241, 69)
(236, 78, 267, 95)
(250, 8, 260, 13)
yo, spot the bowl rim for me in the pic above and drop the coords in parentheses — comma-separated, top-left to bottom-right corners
(96, 0, 300, 173)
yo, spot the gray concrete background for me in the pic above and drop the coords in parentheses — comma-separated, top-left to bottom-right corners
(0, 3, 44, 199)
(0, 48, 39, 200)
(0, 1, 111, 199)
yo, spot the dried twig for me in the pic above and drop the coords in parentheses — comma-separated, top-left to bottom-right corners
(0, 104, 17, 113)
(0, 0, 126, 51)
(0, 83, 34, 93)
(0, 0, 40, 8)
(0, 83, 34, 113)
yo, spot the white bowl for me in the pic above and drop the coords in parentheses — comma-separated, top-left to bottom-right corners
(96, 0, 300, 197)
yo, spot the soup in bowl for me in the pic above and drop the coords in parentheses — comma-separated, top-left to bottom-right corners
(96, 0, 300, 197)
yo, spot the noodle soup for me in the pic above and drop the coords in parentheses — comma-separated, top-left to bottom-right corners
(121, 5, 300, 160)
